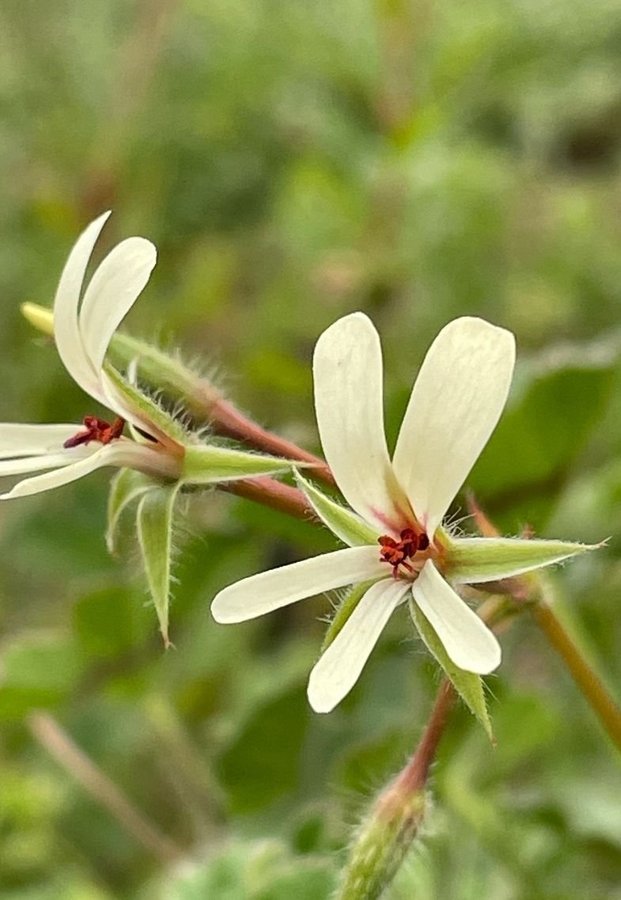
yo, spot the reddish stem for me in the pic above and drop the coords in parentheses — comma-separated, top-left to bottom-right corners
(221, 476, 316, 521)
(395, 681, 455, 794)
(207, 396, 335, 487)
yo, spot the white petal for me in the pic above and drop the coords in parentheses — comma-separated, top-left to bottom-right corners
(307, 578, 408, 713)
(0, 448, 94, 477)
(0, 439, 177, 500)
(79, 237, 156, 377)
(411, 561, 501, 675)
(211, 545, 386, 624)
(313, 312, 410, 534)
(53, 212, 111, 401)
(393, 317, 515, 538)
(0, 446, 111, 499)
(0, 424, 84, 459)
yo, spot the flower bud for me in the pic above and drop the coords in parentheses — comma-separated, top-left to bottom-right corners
(336, 770, 426, 900)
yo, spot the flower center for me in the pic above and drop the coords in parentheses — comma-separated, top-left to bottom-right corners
(63, 415, 125, 449)
(378, 528, 430, 579)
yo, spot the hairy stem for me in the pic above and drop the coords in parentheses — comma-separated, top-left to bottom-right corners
(221, 475, 316, 521)
(201, 395, 335, 487)
(397, 680, 455, 792)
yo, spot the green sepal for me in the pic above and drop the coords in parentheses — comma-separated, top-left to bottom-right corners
(295, 470, 377, 547)
(321, 580, 379, 652)
(104, 363, 187, 443)
(106, 468, 154, 554)
(408, 597, 494, 742)
(444, 535, 596, 584)
(136, 484, 181, 646)
(182, 444, 295, 484)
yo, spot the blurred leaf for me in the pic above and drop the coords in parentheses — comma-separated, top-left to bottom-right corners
(72, 587, 147, 659)
(470, 357, 616, 514)
(0, 634, 83, 720)
(219, 685, 310, 814)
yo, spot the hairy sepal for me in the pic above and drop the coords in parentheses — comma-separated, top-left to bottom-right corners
(106, 469, 154, 554)
(182, 445, 294, 484)
(136, 484, 181, 646)
(409, 597, 494, 742)
(445, 535, 595, 584)
(104, 363, 187, 444)
(295, 470, 377, 547)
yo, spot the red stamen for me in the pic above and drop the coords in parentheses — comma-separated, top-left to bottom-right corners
(63, 416, 125, 449)
(378, 527, 430, 577)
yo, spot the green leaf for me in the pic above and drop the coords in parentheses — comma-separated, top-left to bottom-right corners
(182, 444, 294, 483)
(470, 357, 615, 509)
(408, 598, 494, 742)
(106, 469, 153, 554)
(295, 470, 377, 547)
(136, 484, 181, 646)
(219, 685, 310, 814)
(445, 535, 595, 584)
(0, 634, 84, 721)
(73, 587, 148, 659)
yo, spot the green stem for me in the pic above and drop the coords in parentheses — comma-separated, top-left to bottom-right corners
(531, 601, 621, 752)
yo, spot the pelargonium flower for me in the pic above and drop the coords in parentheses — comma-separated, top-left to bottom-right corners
(0, 213, 293, 500)
(212, 314, 593, 713)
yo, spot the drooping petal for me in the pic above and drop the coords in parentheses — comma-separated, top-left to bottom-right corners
(313, 312, 410, 534)
(446, 536, 594, 583)
(0, 440, 179, 500)
(393, 317, 515, 539)
(53, 212, 111, 400)
(411, 561, 501, 675)
(0, 448, 94, 477)
(0, 424, 83, 459)
(307, 578, 408, 713)
(0, 446, 112, 499)
(211, 545, 387, 624)
(79, 237, 157, 378)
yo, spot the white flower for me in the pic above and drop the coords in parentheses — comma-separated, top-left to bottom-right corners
(212, 313, 593, 713)
(0, 212, 187, 500)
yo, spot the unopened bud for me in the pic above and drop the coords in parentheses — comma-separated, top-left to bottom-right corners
(336, 770, 426, 900)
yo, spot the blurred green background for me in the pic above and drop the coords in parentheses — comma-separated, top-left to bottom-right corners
(1, 0, 621, 897)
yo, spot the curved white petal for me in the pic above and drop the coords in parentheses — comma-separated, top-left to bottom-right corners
(313, 312, 410, 534)
(79, 236, 156, 377)
(0, 424, 83, 459)
(53, 212, 111, 401)
(211, 545, 386, 624)
(307, 578, 408, 713)
(0, 448, 94, 477)
(0, 446, 111, 499)
(0, 438, 177, 500)
(393, 317, 515, 538)
(411, 561, 501, 675)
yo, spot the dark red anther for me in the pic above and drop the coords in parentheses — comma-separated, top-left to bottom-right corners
(378, 527, 430, 577)
(63, 416, 125, 449)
